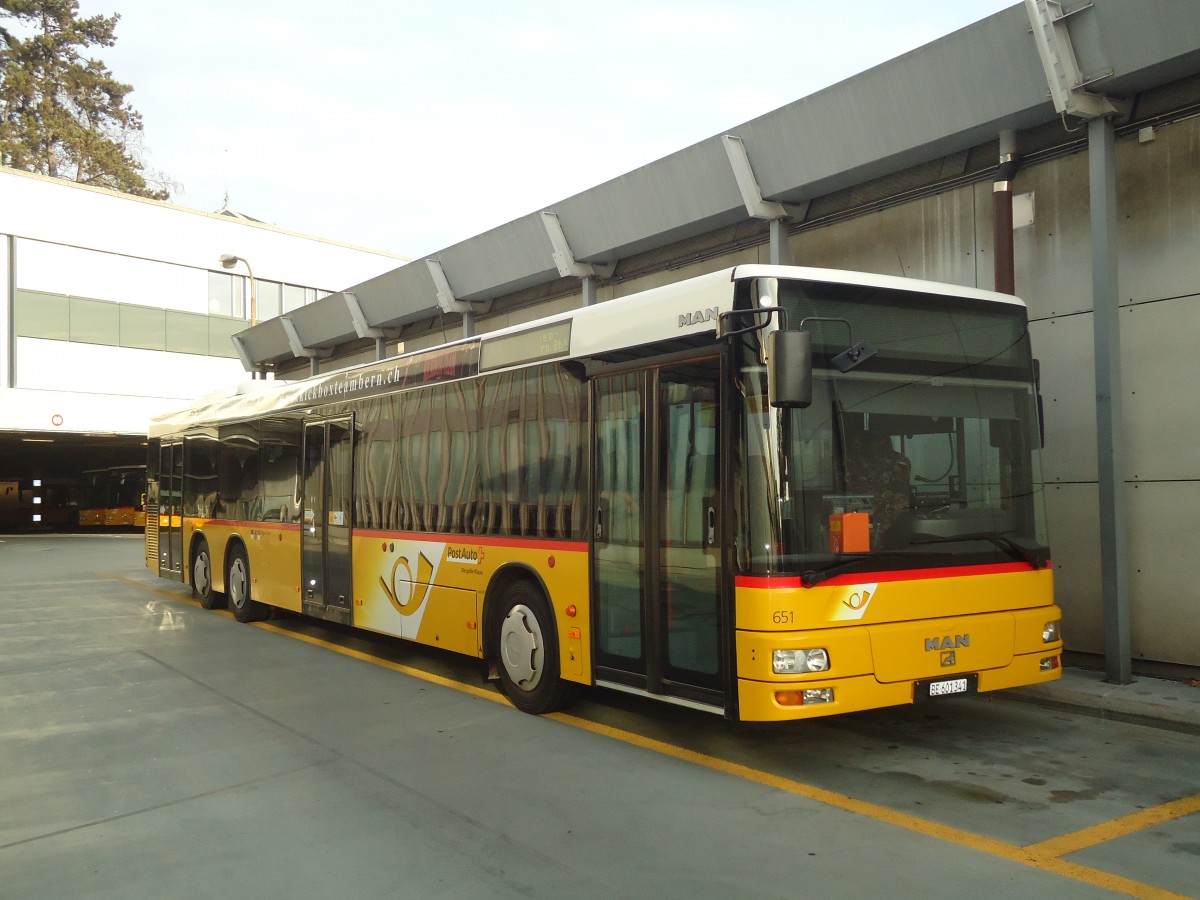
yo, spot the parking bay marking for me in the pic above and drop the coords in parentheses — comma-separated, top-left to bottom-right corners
(108, 571, 1198, 900)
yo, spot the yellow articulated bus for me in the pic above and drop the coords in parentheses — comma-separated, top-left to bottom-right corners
(145, 265, 1062, 721)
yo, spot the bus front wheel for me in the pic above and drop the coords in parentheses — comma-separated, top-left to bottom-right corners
(191, 539, 225, 610)
(227, 545, 268, 623)
(493, 581, 576, 715)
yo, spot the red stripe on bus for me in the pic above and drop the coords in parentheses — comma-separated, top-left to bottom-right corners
(735, 561, 1041, 590)
(193, 518, 301, 532)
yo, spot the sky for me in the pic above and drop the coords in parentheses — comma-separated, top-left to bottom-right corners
(79, 0, 1016, 259)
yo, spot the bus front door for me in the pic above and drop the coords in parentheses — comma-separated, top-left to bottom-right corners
(301, 418, 354, 625)
(593, 359, 725, 710)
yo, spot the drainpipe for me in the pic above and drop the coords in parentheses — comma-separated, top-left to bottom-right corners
(993, 130, 1020, 295)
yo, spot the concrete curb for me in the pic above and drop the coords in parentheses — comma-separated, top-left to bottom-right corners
(1001, 666, 1200, 734)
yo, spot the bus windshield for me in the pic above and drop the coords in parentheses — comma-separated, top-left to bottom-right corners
(737, 279, 1048, 577)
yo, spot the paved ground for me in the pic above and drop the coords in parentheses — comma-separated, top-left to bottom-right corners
(2, 535, 1198, 899)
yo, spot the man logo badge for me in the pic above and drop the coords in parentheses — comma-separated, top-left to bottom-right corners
(678, 307, 718, 328)
(941, 650, 957, 667)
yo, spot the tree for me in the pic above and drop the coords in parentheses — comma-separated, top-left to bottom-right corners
(0, 0, 170, 199)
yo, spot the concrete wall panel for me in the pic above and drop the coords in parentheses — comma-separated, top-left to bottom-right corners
(1127, 481, 1200, 664)
(1123, 295, 1200, 482)
(1044, 481, 1104, 656)
(1117, 118, 1200, 305)
(1012, 151, 1094, 320)
(794, 186, 980, 287)
(1030, 314, 1099, 485)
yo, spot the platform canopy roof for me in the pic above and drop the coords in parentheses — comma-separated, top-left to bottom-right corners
(233, 0, 1200, 370)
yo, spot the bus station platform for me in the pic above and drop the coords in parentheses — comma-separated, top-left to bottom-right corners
(1005, 665, 1200, 735)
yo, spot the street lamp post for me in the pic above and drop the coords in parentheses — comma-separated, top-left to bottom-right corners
(219, 254, 257, 325)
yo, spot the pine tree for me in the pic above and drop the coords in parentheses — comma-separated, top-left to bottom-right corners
(0, 0, 170, 199)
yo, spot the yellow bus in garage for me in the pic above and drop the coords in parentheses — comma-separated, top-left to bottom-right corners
(146, 265, 1062, 721)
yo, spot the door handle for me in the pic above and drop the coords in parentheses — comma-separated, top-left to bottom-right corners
(707, 506, 716, 546)
(596, 505, 604, 542)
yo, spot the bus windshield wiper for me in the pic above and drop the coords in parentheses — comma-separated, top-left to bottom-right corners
(906, 531, 1049, 568)
(800, 552, 916, 588)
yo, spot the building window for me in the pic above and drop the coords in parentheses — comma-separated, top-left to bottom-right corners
(282, 284, 307, 313)
(208, 271, 244, 318)
(257, 280, 282, 320)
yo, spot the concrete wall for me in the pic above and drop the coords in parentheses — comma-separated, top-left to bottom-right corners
(784, 117, 1200, 669)
(449, 115, 1200, 669)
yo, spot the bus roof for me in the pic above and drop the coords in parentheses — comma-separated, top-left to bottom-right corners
(150, 265, 1027, 437)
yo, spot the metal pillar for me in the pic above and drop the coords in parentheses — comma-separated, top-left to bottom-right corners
(4, 234, 15, 388)
(582, 275, 597, 307)
(993, 130, 1019, 295)
(769, 219, 791, 267)
(1089, 115, 1132, 685)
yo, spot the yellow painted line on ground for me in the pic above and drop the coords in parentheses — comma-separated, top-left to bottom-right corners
(252, 619, 508, 706)
(547, 713, 1193, 900)
(1024, 792, 1200, 859)
(105, 570, 1194, 900)
(100, 571, 506, 704)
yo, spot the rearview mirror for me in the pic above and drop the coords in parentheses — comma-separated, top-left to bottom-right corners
(768, 329, 811, 408)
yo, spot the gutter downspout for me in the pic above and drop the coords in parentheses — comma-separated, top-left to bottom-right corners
(993, 130, 1020, 295)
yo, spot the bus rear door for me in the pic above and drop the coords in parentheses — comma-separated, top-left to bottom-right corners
(157, 442, 184, 579)
(301, 418, 354, 625)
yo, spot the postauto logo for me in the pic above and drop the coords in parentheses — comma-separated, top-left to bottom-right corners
(446, 545, 484, 564)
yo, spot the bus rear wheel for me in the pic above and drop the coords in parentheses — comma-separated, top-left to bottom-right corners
(227, 545, 268, 623)
(493, 581, 576, 715)
(191, 539, 225, 610)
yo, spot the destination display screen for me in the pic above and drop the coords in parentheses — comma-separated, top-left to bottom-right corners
(480, 321, 572, 371)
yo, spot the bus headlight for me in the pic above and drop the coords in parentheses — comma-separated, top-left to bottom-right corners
(1042, 620, 1061, 643)
(773, 648, 830, 674)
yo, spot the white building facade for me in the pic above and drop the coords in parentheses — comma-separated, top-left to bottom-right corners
(1, 166, 406, 442)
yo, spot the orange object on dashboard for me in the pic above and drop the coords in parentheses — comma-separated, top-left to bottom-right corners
(830, 511, 870, 553)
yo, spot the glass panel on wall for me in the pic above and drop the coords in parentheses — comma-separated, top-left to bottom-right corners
(14, 290, 69, 339)
(166, 310, 210, 355)
(208, 271, 243, 317)
(69, 296, 120, 345)
(119, 304, 166, 351)
(208, 317, 242, 358)
(257, 280, 282, 320)
(283, 284, 307, 313)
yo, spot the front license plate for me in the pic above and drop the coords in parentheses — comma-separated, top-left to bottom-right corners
(915, 673, 978, 701)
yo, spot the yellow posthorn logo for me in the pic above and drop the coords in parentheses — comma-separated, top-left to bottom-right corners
(825, 583, 879, 621)
(380, 551, 434, 617)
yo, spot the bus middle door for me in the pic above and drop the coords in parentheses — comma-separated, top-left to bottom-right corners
(301, 417, 354, 625)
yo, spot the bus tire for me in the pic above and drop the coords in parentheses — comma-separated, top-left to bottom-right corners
(191, 538, 225, 610)
(227, 544, 268, 623)
(493, 580, 577, 715)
